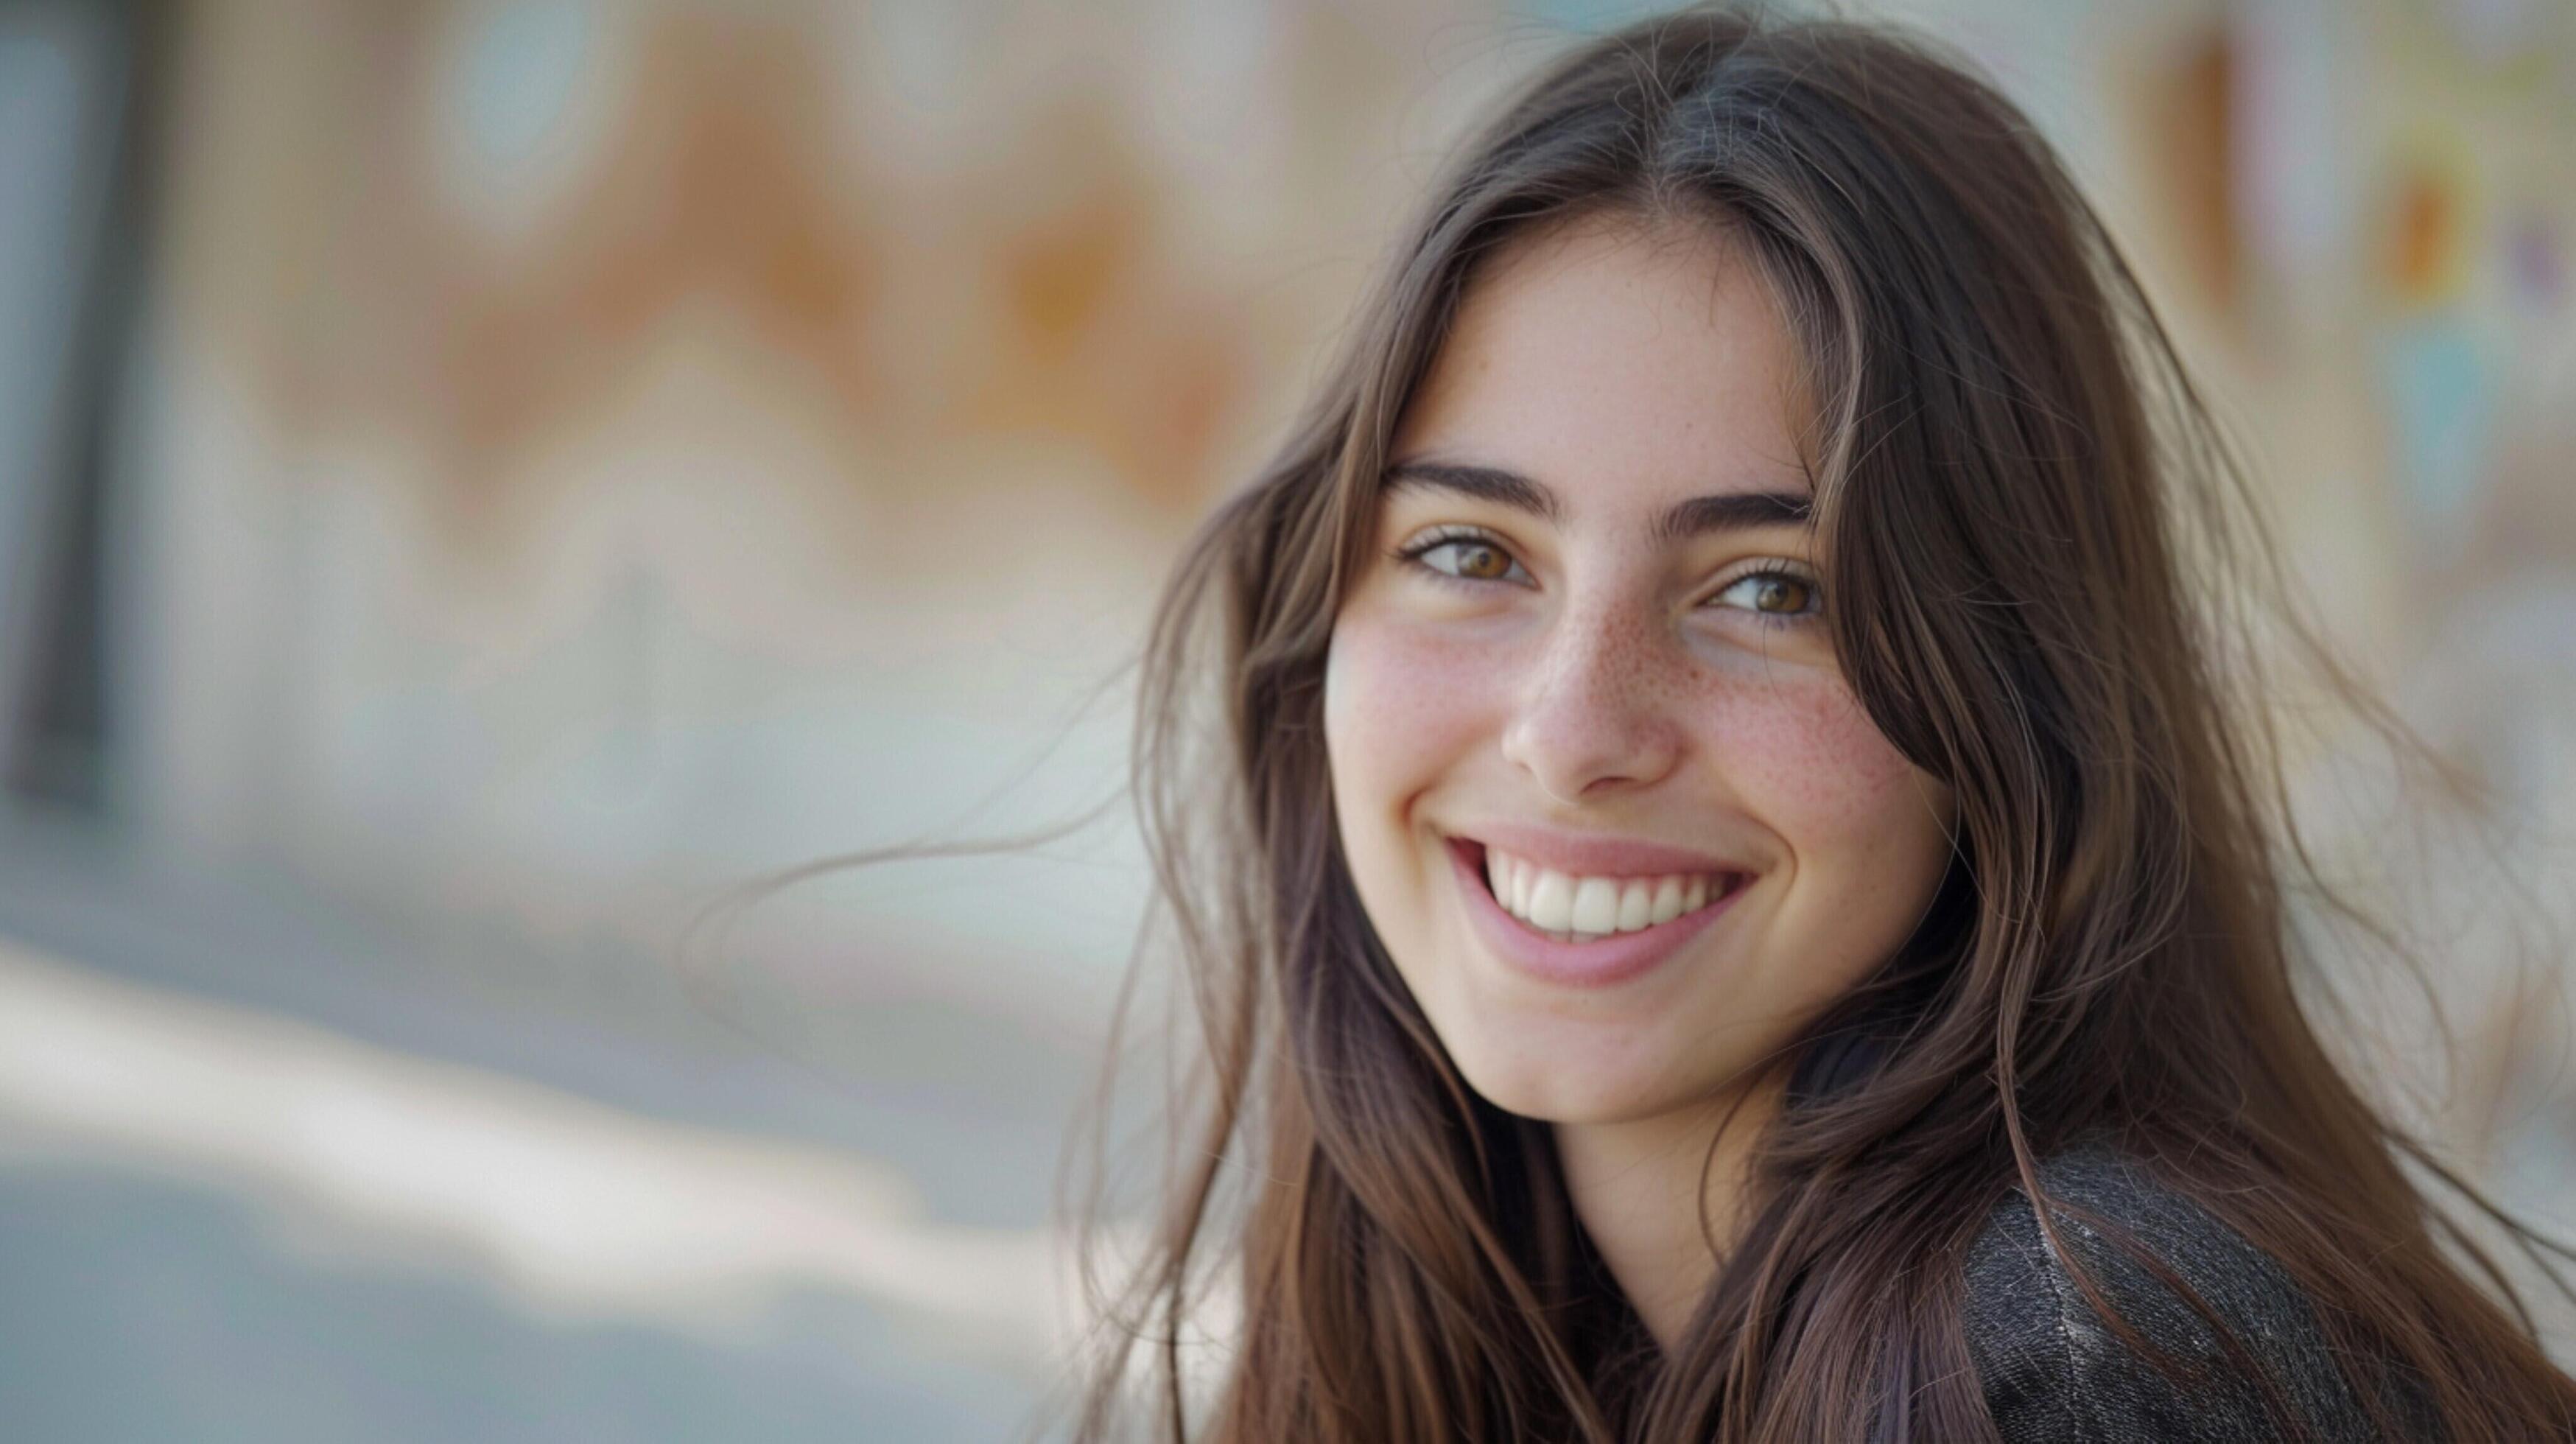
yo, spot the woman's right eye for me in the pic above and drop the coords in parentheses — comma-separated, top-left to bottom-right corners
(1394, 531, 1534, 587)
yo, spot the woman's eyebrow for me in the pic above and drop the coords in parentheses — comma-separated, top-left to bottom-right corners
(1380, 460, 1812, 542)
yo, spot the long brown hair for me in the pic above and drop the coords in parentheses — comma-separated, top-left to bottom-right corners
(1067, 7, 2576, 1439)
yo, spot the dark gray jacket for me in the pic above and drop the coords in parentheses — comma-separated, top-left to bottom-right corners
(1962, 1143, 2429, 1443)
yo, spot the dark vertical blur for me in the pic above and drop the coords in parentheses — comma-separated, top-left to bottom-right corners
(0, 0, 164, 808)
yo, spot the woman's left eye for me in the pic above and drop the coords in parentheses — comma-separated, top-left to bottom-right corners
(1710, 569, 1822, 620)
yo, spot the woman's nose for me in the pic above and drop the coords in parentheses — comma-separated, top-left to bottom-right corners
(1498, 603, 1683, 803)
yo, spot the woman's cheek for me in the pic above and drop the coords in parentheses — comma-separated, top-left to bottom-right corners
(1699, 667, 1931, 837)
(1323, 604, 1504, 807)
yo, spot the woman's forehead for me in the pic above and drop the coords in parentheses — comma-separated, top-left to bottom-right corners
(1390, 214, 1815, 520)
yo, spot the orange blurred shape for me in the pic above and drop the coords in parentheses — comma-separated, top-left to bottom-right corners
(2384, 164, 2463, 306)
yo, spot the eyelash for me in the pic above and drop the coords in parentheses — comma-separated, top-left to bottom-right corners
(1389, 527, 1824, 624)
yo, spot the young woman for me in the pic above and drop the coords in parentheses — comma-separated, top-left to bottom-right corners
(1070, 7, 2576, 1439)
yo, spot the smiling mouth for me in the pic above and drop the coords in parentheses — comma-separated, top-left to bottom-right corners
(1454, 837, 1749, 944)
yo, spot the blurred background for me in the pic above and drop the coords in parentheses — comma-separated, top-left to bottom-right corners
(0, 0, 2569, 1438)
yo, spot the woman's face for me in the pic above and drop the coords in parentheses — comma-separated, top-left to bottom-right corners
(1323, 214, 1956, 1126)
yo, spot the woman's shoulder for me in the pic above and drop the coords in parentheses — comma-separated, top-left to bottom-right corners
(1960, 1140, 2414, 1443)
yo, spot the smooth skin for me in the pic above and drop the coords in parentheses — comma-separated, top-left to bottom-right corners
(1322, 212, 1957, 1347)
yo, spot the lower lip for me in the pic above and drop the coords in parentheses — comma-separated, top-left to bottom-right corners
(1445, 837, 1744, 989)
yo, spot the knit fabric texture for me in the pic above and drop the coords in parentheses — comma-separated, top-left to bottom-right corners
(1962, 1143, 2434, 1443)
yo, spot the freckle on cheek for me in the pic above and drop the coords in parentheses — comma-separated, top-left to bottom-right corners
(1713, 681, 1917, 825)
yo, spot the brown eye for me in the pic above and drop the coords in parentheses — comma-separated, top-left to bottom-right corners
(1400, 533, 1533, 587)
(1753, 577, 1809, 611)
(1713, 569, 1821, 619)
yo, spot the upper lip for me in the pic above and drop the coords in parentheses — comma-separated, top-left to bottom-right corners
(1447, 821, 1755, 880)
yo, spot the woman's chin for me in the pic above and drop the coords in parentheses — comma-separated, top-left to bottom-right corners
(1450, 1047, 1699, 1129)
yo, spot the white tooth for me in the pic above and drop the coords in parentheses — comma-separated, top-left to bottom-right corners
(1616, 879, 1654, 932)
(1485, 849, 1509, 905)
(1683, 875, 1709, 911)
(1650, 876, 1685, 925)
(1510, 857, 1531, 917)
(1526, 869, 1576, 931)
(1570, 877, 1620, 934)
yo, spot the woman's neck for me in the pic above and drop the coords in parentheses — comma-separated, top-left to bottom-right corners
(1552, 1070, 1786, 1352)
